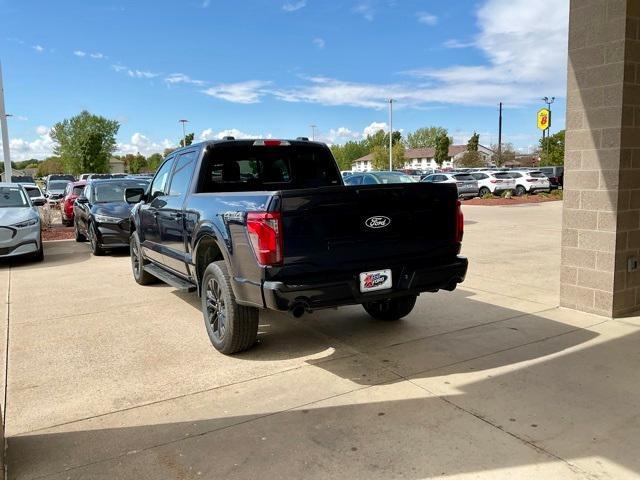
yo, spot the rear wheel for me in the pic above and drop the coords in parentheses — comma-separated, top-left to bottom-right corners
(88, 223, 105, 256)
(202, 261, 259, 354)
(515, 185, 526, 196)
(130, 231, 156, 285)
(363, 295, 417, 321)
(478, 187, 491, 197)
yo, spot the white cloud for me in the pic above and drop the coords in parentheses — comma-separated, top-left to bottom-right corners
(127, 69, 158, 79)
(202, 80, 271, 104)
(416, 12, 437, 26)
(117, 133, 174, 156)
(312, 37, 325, 49)
(33, 45, 44, 53)
(353, 3, 375, 21)
(73, 50, 86, 57)
(111, 64, 127, 72)
(363, 122, 388, 137)
(443, 39, 474, 49)
(199, 128, 267, 141)
(282, 1, 306, 12)
(268, 0, 569, 108)
(0, 126, 54, 161)
(406, 0, 570, 105)
(165, 73, 205, 86)
(35, 125, 49, 136)
(89, 52, 105, 59)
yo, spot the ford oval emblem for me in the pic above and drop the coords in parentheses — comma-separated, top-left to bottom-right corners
(365, 216, 391, 229)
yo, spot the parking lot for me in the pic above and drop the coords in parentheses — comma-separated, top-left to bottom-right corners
(3, 201, 640, 479)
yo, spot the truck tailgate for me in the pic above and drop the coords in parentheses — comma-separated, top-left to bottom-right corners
(271, 182, 460, 282)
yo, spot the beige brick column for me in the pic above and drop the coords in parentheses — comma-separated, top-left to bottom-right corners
(561, 0, 640, 316)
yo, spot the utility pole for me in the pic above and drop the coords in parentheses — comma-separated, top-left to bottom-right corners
(542, 96, 555, 158)
(497, 102, 503, 166)
(178, 119, 189, 147)
(0, 61, 12, 180)
(309, 124, 317, 141)
(388, 98, 393, 171)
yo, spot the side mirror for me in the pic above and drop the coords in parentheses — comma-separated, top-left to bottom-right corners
(125, 187, 146, 204)
(76, 196, 89, 204)
(32, 198, 46, 207)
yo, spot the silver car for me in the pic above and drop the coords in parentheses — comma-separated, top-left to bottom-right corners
(0, 183, 45, 261)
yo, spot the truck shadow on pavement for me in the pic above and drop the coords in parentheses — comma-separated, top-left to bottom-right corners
(10, 318, 639, 479)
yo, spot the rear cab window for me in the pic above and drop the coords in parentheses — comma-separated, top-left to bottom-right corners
(197, 144, 341, 192)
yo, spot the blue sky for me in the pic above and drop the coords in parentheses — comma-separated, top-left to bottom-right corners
(0, 0, 569, 161)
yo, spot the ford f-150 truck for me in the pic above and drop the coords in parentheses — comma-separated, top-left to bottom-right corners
(127, 138, 468, 354)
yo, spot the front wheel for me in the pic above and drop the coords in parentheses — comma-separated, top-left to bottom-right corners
(88, 223, 105, 256)
(202, 261, 259, 354)
(74, 219, 86, 242)
(130, 231, 156, 285)
(363, 295, 417, 321)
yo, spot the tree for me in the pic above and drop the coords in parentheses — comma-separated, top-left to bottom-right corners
(434, 133, 451, 166)
(492, 143, 517, 167)
(539, 130, 565, 166)
(362, 129, 402, 151)
(36, 156, 64, 177)
(467, 132, 480, 152)
(50, 110, 119, 175)
(147, 153, 163, 171)
(370, 143, 406, 171)
(456, 151, 485, 168)
(180, 132, 195, 148)
(406, 126, 448, 149)
(331, 141, 369, 171)
(127, 153, 148, 174)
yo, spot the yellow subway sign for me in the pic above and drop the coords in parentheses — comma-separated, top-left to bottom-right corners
(537, 108, 551, 131)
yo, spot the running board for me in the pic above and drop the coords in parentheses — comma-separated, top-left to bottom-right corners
(144, 264, 196, 293)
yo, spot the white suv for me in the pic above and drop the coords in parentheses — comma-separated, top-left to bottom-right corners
(471, 171, 516, 196)
(509, 170, 551, 196)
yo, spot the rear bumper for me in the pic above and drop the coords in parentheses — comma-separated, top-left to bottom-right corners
(262, 256, 468, 312)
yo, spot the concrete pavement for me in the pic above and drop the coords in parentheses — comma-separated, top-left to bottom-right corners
(4, 201, 640, 479)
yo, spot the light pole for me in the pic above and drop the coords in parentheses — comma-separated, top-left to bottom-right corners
(309, 124, 317, 141)
(178, 119, 189, 147)
(542, 96, 555, 157)
(0, 61, 12, 179)
(388, 98, 393, 171)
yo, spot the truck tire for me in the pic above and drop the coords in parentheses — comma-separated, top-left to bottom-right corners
(363, 295, 417, 321)
(130, 231, 156, 285)
(201, 261, 259, 354)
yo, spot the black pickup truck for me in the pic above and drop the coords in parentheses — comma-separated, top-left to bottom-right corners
(127, 138, 468, 354)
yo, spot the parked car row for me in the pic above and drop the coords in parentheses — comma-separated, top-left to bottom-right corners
(344, 168, 554, 199)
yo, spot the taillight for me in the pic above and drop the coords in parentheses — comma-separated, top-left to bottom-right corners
(246, 212, 283, 266)
(455, 200, 464, 243)
(526, 178, 536, 182)
(489, 179, 498, 184)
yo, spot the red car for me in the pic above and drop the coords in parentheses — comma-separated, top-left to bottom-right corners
(61, 180, 87, 226)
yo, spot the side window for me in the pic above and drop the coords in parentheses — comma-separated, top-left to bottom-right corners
(362, 175, 378, 185)
(84, 185, 91, 202)
(150, 157, 175, 199)
(348, 175, 363, 185)
(169, 151, 197, 196)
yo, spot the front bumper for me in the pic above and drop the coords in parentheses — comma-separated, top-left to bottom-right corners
(262, 256, 468, 312)
(96, 220, 131, 248)
(0, 225, 40, 258)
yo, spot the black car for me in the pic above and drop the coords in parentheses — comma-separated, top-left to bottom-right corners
(127, 138, 467, 355)
(73, 178, 149, 255)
